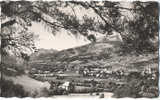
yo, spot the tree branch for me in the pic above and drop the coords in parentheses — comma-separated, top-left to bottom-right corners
(1, 19, 16, 29)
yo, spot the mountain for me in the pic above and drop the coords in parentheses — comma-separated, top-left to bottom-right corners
(50, 32, 124, 61)
(30, 48, 58, 61)
(29, 33, 158, 74)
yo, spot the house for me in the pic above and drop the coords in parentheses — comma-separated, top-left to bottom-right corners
(59, 81, 70, 91)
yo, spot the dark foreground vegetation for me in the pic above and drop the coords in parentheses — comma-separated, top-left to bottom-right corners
(0, 79, 29, 97)
(113, 70, 159, 98)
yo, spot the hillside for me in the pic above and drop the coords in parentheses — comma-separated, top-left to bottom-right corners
(29, 35, 158, 75)
(27, 37, 158, 98)
(30, 48, 58, 61)
(2, 34, 158, 98)
(4, 75, 50, 92)
(29, 35, 119, 66)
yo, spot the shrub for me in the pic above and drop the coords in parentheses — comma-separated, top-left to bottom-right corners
(96, 92, 100, 95)
(99, 93, 104, 98)
(113, 84, 135, 98)
(0, 79, 29, 97)
(113, 76, 158, 98)
(73, 86, 93, 93)
(34, 87, 50, 97)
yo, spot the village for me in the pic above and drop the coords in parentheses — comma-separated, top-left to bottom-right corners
(28, 59, 158, 97)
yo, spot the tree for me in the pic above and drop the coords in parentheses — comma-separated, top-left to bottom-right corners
(1, 1, 158, 57)
(87, 34, 96, 42)
(119, 1, 158, 53)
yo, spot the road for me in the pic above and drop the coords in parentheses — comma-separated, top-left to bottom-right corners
(52, 92, 113, 99)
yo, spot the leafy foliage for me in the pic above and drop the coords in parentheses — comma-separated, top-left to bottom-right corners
(0, 79, 29, 97)
(113, 69, 158, 98)
(1, 1, 158, 58)
(121, 2, 158, 53)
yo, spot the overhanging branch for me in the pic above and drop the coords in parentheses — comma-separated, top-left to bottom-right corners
(1, 19, 16, 29)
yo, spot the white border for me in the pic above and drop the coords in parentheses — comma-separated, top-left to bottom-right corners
(0, 0, 159, 2)
(0, 0, 160, 100)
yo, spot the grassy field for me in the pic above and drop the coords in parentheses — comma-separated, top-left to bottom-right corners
(4, 75, 50, 94)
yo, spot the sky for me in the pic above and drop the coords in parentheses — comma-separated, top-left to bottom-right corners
(27, 4, 100, 51)
(28, 22, 90, 51)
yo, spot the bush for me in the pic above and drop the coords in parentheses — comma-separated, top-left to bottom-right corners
(0, 79, 29, 97)
(73, 86, 93, 93)
(96, 92, 100, 95)
(99, 93, 104, 98)
(113, 76, 158, 98)
(2, 63, 25, 76)
(48, 88, 67, 95)
(34, 88, 49, 97)
(32, 87, 50, 97)
(114, 78, 145, 98)
(113, 84, 135, 98)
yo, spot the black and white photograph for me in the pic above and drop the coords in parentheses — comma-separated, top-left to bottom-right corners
(0, 0, 159, 99)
